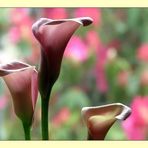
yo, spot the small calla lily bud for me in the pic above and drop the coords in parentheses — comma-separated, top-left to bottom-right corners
(0, 61, 38, 127)
(32, 17, 93, 99)
(81, 103, 131, 140)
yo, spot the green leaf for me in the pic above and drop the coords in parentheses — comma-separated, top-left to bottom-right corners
(57, 88, 90, 111)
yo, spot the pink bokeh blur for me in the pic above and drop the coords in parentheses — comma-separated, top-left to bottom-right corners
(122, 96, 148, 140)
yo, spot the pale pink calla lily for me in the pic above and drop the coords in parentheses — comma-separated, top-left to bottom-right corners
(81, 103, 131, 140)
(0, 61, 38, 127)
(32, 17, 93, 99)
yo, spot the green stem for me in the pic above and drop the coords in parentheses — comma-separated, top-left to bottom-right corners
(41, 98, 49, 140)
(22, 122, 31, 140)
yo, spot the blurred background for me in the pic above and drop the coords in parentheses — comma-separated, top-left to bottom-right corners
(0, 8, 148, 140)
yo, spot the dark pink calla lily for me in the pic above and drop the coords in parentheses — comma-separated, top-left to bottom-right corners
(81, 103, 131, 140)
(0, 61, 38, 127)
(32, 17, 93, 99)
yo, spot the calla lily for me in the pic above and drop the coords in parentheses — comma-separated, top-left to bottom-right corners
(32, 17, 93, 140)
(0, 61, 38, 139)
(32, 17, 93, 99)
(81, 103, 131, 140)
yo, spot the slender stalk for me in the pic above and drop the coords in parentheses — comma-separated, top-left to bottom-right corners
(41, 97, 49, 140)
(22, 122, 31, 140)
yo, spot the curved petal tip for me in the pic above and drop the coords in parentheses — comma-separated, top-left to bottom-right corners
(32, 17, 93, 36)
(115, 103, 132, 120)
(0, 61, 33, 76)
(82, 103, 132, 121)
(75, 17, 93, 26)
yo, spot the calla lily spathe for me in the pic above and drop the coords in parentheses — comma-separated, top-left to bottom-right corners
(0, 61, 38, 127)
(81, 103, 131, 140)
(32, 17, 93, 140)
(32, 17, 93, 99)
